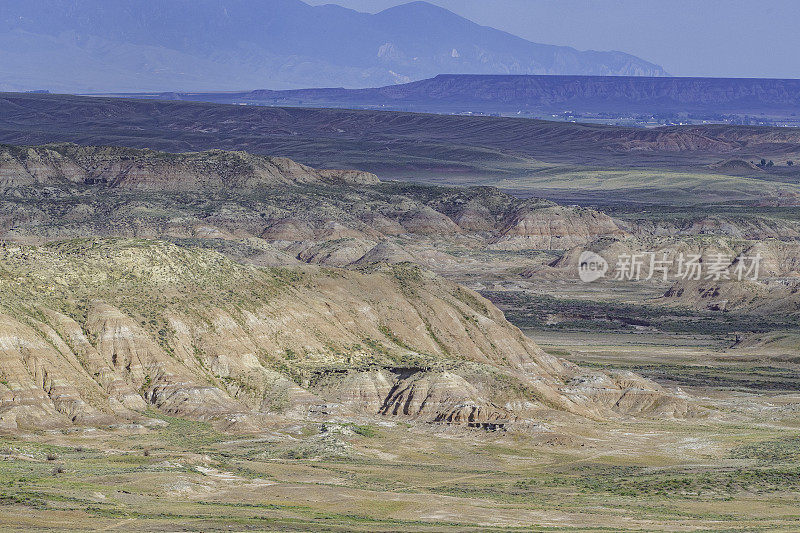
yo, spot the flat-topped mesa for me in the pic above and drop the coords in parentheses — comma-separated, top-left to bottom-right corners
(0, 143, 379, 190)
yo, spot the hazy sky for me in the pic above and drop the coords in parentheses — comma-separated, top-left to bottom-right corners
(307, 0, 800, 78)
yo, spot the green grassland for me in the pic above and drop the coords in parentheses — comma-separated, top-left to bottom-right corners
(2, 407, 800, 531)
(491, 167, 800, 205)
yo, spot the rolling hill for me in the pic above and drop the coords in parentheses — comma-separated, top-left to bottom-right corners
(3, 91, 800, 170)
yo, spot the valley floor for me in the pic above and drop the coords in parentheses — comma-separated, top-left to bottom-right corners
(1, 330, 799, 532)
(0, 138, 799, 531)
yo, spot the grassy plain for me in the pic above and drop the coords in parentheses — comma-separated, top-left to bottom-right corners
(2, 390, 800, 531)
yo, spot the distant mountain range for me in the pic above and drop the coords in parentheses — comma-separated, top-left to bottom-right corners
(105, 74, 800, 120)
(0, 0, 667, 93)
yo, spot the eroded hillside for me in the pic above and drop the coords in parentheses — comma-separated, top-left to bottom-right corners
(2, 144, 797, 322)
(0, 239, 691, 431)
(1, 141, 798, 531)
(0, 144, 625, 255)
(0, 143, 378, 189)
(2, 144, 799, 435)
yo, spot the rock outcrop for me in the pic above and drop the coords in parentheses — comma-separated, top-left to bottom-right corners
(378, 371, 511, 424)
(491, 204, 626, 250)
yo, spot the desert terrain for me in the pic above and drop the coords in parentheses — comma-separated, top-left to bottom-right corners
(2, 0, 799, 529)
(0, 117, 797, 530)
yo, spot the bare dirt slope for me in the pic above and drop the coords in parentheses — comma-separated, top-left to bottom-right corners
(0, 239, 691, 431)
